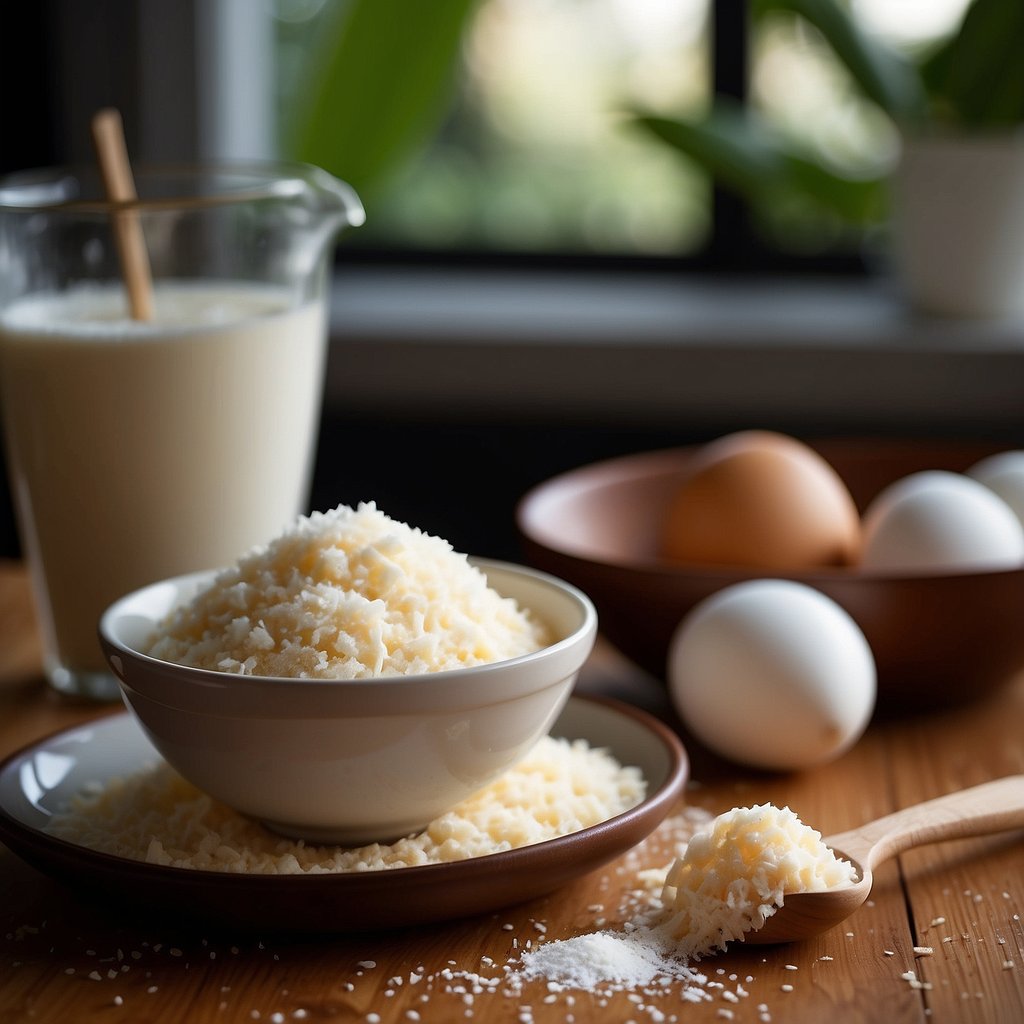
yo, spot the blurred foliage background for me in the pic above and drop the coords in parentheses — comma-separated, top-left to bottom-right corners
(274, 0, 975, 260)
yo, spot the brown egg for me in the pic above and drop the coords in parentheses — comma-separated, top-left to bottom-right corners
(661, 431, 861, 569)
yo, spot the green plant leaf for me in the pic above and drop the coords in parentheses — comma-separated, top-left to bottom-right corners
(287, 0, 481, 200)
(779, 151, 885, 224)
(753, 0, 927, 123)
(632, 105, 786, 202)
(631, 103, 885, 225)
(920, 0, 1024, 128)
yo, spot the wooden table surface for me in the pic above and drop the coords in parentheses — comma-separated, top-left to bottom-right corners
(0, 560, 1022, 1024)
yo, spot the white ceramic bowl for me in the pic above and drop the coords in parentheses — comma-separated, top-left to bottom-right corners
(98, 559, 597, 845)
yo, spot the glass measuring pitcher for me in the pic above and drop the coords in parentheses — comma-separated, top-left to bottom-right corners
(0, 162, 364, 699)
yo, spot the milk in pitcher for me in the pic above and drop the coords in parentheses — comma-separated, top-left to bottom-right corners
(0, 281, 327, 682)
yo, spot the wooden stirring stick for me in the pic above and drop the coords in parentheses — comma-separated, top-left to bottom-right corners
(90, 108, 154, 321)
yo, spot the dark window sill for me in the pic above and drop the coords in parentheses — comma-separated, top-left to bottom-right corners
(326, 266, 1024, 438)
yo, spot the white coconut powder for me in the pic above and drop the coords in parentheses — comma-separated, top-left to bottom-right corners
(515, 928, 710, 995)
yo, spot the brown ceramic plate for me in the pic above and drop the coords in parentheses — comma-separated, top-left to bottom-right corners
(517, 438, 1024, 712)
(0, 695, 686, 934)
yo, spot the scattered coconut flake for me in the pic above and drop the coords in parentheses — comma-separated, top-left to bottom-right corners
(515, 930, 700, 992)
(901, 970, 933, 991)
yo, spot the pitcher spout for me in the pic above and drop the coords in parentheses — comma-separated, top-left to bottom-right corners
(305, 163, 366, 233)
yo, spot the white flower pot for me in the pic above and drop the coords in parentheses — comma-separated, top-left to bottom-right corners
(892, 133, 1024, 318)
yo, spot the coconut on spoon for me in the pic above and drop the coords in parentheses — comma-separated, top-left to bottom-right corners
(655, 775, 1024, 955)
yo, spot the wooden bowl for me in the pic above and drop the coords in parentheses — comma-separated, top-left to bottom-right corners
(517, 439, 1024, 713)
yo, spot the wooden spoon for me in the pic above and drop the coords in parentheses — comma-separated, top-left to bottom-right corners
(746, 774, 1024, 945)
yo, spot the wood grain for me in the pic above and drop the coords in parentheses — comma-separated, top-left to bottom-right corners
(884, 683, 1024, 1024)
(0, 562, 1021, 1023)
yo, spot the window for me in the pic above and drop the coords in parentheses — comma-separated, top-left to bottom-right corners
(273, 0, 975, 271)
(5, 1, 976, 273)
(275, 0, 711, 261)
(750, 0, 973, 254)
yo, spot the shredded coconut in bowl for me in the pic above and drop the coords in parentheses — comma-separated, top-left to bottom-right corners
(145, 502, 551, 678)
(45, 736, 645, 874)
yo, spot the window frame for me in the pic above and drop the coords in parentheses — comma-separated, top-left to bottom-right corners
(6, 0, 868, 276)
(326, 0, 868, 276)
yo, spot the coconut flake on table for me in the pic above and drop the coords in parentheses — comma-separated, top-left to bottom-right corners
(515, 929, 706, 992)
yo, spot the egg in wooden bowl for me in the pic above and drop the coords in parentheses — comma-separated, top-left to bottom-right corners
(658, 430, 862, 569)
(516, 435, 1024, 713)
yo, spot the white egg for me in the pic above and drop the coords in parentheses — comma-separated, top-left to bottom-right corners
(667, 579, 876, 772)
(860, 470, 1024, 574)
(966, 450, 1024, 529)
